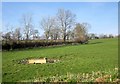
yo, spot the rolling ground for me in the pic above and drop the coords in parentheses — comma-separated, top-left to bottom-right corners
(2, 38, 118, 82)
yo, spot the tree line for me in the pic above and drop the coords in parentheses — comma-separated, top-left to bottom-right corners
(1, 8, 116, 50)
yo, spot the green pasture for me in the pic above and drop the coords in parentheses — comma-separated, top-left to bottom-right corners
(2, 38, 118, 82)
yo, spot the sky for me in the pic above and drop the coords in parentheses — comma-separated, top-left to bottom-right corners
(1, 0, 119, 2)
(2, 2, 118, 36)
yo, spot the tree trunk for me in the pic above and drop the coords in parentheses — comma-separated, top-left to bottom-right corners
(63, 34, 66, 42)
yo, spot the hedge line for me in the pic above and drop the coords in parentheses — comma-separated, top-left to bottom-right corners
(1, 40, 88, 51)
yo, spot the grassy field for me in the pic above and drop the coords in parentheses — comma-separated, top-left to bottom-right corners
(2, 38, 118, 82)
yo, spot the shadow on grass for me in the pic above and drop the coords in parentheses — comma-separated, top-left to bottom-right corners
(89, 42, 103, 45)
(2, 44, 73, 52)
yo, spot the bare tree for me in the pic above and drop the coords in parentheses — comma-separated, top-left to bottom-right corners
(2, 24, 14, 43)
(50, 28, 61, 41)
(49, 19, 61, 41)
(2, 32, 11, 43)
(21, 14, 34, 41)
(32, 29, 39, 40)
(57, 9, 76, 42)
(41, 16, 55, 41)
(13, 28, 21, 41)
(74, 23, 90, 43)
(66, 30, 70, 40)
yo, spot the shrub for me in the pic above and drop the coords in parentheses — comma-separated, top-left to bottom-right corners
(2, 40, 88, 51)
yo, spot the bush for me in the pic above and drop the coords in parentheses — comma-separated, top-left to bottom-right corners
(74, 36, 89, 44)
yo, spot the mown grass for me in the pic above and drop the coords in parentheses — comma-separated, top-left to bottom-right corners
(2, 38, 118, 82)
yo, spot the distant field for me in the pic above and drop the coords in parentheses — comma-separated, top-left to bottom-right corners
(2, 38, 118, 82)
